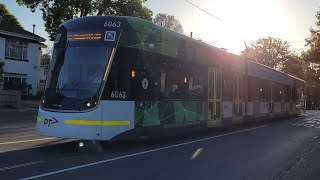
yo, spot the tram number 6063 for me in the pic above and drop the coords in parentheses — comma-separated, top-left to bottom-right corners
(111, 91, 126, 99)
(104, 21, 121, 28)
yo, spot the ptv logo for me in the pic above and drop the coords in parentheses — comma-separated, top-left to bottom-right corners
(43, 117, 59, 127)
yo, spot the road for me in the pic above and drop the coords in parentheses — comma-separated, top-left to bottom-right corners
(0, 110, 320, 180)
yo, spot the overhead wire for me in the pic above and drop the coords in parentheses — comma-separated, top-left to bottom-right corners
(182, 0, 249, 50)
(183, 0, 223, 22)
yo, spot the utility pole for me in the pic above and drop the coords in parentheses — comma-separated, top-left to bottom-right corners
(33, 24, 36, 34)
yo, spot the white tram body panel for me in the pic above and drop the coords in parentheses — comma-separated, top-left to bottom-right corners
(37, 101, 135, 140)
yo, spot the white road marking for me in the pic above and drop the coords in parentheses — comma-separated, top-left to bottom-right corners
(0, 138, 56, 145)
(191, 148, 203, 160)
(0, 134, 39, 140)
(314, 136, 318, 139)
(21, 125, 268, 180)
(0, 139, 76, 153)
(0, 161, 45, 171)
(0, 128, 35, 133)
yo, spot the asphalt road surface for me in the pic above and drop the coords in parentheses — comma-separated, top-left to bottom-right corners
(0, 110, 320, 180)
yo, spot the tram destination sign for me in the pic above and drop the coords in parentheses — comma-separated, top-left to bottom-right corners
(67, 32, 102, 41)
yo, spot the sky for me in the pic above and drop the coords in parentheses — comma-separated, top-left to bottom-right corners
(1, 0, 320, 54)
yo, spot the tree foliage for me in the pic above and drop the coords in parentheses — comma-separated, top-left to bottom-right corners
(241, 37, 291, 69)
(17, 0, 153, 40)
(41, 53, 50, 66)
(281, 54, 305, 78)
(305, 11, 320, 63)
(153, 13, 183, 33)
(0, 3, 24, 29)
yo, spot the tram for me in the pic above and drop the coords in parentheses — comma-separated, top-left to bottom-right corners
(37, 16, 306, 140)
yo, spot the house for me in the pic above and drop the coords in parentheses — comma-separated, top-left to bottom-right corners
(0, 21, 46, 95)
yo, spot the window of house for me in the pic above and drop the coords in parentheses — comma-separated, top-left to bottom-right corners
(3, 73, 27, 90)
(5, 39, 28, 60)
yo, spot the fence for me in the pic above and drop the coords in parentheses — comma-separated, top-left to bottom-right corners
(0, 90, 21, 108)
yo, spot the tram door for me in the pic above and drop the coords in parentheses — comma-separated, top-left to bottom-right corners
(233, 73, 243, 121)
(269, 82, 274, 114)
(208, 67, 222, 126)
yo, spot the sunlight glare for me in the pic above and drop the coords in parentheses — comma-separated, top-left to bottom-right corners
(189, 0, 288, 54)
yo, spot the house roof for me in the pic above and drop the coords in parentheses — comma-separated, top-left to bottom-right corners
(0, 23, 46, 42)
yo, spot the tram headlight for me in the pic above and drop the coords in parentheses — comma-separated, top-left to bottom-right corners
(86, 102, 91, 107)
(79, 142, 84, 147)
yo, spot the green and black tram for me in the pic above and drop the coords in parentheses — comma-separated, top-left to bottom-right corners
(37, 16, 306, 140)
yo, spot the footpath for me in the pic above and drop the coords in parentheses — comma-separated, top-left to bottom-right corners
(0, 100, 39, 112)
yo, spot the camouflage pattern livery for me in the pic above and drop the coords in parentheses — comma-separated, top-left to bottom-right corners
(117, 17, 215, 128)
(118, 17, 221, 66)
(135, 101, 207, 128)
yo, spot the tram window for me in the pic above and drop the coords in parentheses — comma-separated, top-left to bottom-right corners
(176, 38, 186, 59)
(222, 71, 233, 101)
(284, 85, 290, 102)
(248, 77, 257, 101)
(160, 72, 166, 93)
(216, 71, 222, 99)
(281, 84, 285, 102)
(239, 77, 243, 99)
(145, 28, 162, 51)
(273, 83, 285, 102)
(292, 86, 298, 102)
(134, 51, 161, 100)
(297, 87, 303, 100)
(273, 84, 279, 101)
(102, 47, 135, 100)
(160, 60, 186, 99)
(248, 77, 269, 102)
(258, 79, 269, 101)
(188, 75, 204, 99)
(185, 63, 205, 100)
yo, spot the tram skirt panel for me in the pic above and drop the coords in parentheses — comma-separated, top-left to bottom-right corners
(100, 101, 135, 140)
(37, 107, 103, 140)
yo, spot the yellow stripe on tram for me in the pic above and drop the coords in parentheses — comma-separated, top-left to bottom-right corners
(37, 116, 42, 122)
(64, 120, 130, 126)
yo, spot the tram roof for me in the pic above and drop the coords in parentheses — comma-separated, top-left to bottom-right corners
(61, 16, 305, 84)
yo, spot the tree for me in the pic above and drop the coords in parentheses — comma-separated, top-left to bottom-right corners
(305, 11, 320, 64)
(0, 3, 24, 29)
(40, 47, 52, 64)
(241, 37, 292, 69)
(17, 0, 153, 40)
(281, 53, 306, 79)
(153, 13, 183, 33)
(41, 53, 50, 66)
